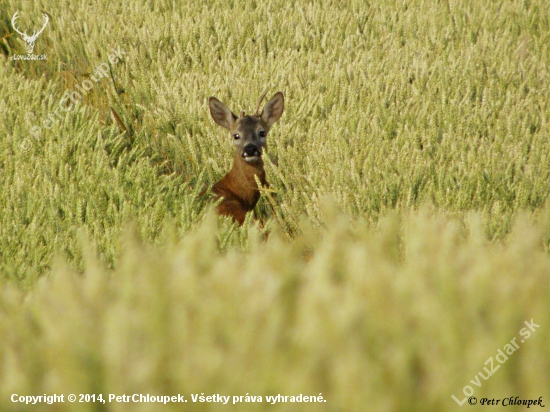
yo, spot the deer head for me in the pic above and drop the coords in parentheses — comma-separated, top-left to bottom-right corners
(209, 92, 285, 165)
(11, 11, 49, 54)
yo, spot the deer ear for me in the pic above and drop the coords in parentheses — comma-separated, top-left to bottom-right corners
(261, 92, 284, 129)
(209, 97, 237, 130)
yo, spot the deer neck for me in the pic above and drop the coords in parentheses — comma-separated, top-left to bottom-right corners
(223, 151, 266, 206)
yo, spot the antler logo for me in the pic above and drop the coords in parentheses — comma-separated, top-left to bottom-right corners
(11, 11, 49, 54)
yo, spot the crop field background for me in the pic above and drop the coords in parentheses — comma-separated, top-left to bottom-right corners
(1, 0, 550, 410)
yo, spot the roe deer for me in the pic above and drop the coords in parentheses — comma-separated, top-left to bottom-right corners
(208, 91, 284, 225)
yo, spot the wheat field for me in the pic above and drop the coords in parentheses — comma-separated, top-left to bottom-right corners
(1, 0, 550, 410)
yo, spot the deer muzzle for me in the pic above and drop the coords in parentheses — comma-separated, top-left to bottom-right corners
(242, 144, 261, 163)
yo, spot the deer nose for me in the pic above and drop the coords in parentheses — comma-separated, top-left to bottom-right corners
(243, 144, 261, 157)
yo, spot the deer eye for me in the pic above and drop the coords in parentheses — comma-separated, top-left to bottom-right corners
(233, 134, 240, 140)
(258, 130, 266, 138)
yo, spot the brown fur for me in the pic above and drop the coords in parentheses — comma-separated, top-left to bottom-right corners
(212, 152, 267, 225)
